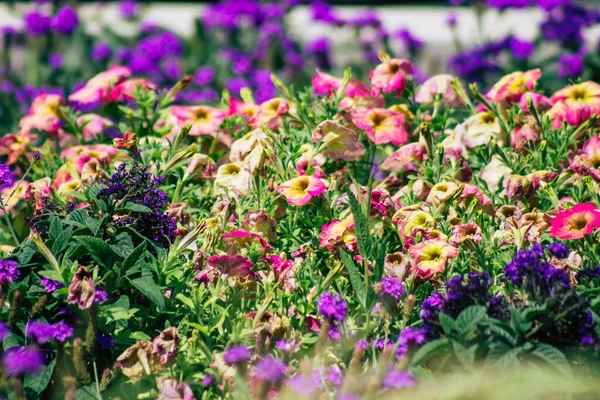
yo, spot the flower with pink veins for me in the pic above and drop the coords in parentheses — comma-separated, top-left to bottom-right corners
(19, 94, 65, 136)
(221, 230, 273, 254)
(415, 74, 463, 107)
(170, 105, 227, 136)
(408, 239, 459, 278)
(381, 142, 427, 171)
(370, 58, 413, 97)
(108, 78, 157, 102)
(551, 81, 600, 109)
(571, 136, 600, 182)
(249, 98, 289, 129)
(352, 108, 408, 146)
(278, 175, 327, 206)
(550, 203, 600, 240)
(68, 65, 131, 106)
(318, 215, 356, 252)
(206, 255, 255, 278)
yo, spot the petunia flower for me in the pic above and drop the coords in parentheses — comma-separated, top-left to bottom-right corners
(486, 69, 542, 104)
(170, 105, 226, 136)
(222, 230, 273, 254)
(107, 78, 157, 102)
(249, 98, 289, 129)
(551, 81, 600, 109)
(370, 58, 413, 97)
(408, 239, 460, 278)
(68, 65, 131, 106)
(0, 130, 39, 165)
(415, 74, 463, 107)
(352, 108, 408, 146)
(311, 69, 369, 98)
(278, 175, 327, 206)
(550, 203, 600, 240)
(67, 266, 96, 310)
(381, 142, 427, 171)
(19, 94, 65, 136)
(311, 120, 364, 161)
(318, 215, 356, 251)
(214, 163, 252, 196)
(206, 254, 255, 278)
(77, 114, 113, 142)
(571, 136, 600, 182)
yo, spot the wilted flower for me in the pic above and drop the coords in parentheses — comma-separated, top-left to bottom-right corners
(408, 239, 460, 278)
(157, 377, 194, 400)
(370, 58, 413, 97)
(550, 203, 600, 240)
(311, 121, 364, 161)
(571, 136, 600, 182)
(205, 255, 254, 278)
(278, 175, 327, 206)
(151, 327, 179, 367)
(67, 266, 96, 310)
(503, 174, 533, 200)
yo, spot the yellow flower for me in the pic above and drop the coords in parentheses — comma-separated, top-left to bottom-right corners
(214, 163, 252, 196)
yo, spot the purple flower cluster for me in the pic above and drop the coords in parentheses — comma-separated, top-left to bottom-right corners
(3, 346, 44, 376)
(540, 3, 599, 48)
(98, 157, 177, 248)
(317, 292, 347, 323)
(254, 356, 287, 382)
(27, 320, 73, 344)
(448, 39, 509, 84)
(382, 369, 417, 389)
(97, 333, 116, 350)
(41, 277, 64, 294)
(121, 31, 183, 82)
(379, 277, 405, 302)
(0, 260, 20, 286)
(0, 164, 14, 189)
(52, 6, 79, 35)
(223, 345, 251, 366)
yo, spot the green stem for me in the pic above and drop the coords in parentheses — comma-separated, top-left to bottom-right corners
(0, 201, 19, 246)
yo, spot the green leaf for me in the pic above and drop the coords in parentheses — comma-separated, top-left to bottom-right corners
(112, 233, 134, 258)
(75, 236, 119, 270)
(52, 226, 73, 255)
(487, 343, 522, 369)
(85, 218, 103, 237)
(339, 249, 366, 307)
(131, 276, 165, 310)
(38, 270, 64, 283)
(16, 241, 37, 265)
(24, 359, 56, 396)
(118, 202, 153, 213)
(129, 331, 152, 341)
(121, 243, 146, 271)
(411, 339, 451, 366)
(453, 342, 478, 367)
(455, 305, 487, 333)
(48, 217, 62, 241)
(345, 187, 371, 259)
(64, 209, 89, 227)
(439, 313, 456, 335)
(75, 383, 100, 400)
(531, 343, 570, 375)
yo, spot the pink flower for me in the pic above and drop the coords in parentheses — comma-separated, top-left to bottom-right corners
(157, 377, 194, 400)
(206, 255, 255, 278)
(551, 81, 600, 109)
(550, 203, 600, 240)
(311, 120, 364, 161)
(450, 222, 483, 245)
(352, 108, 409, 146)
(249, 98, 289, 129)
(170, 105, 227, 136)
(262, 255, 294, 278)
(370, 58, 413, 97)
(408, 239, 460, 278)
(486, 69, 542, 104)
(571, 136, 600, 182)
(318, 215, 356, 252)
(510, 123, 540, 152)
(547, 102, 594, 128)
(381, 142, 427, 171)
(68, 65, 131, 105)
(19, 94, 65, 136)
(519, 92, 552, 113)
(221, 230, 273, 253)
(77, 114, 113, 142)
(0, 130, 38, 165)
(228, 98, 259, 120)
(107, 78, 157, 102)
(312, 69, 369, 98)
(415, 74, 463, 107)
(278, 175, 327, 206)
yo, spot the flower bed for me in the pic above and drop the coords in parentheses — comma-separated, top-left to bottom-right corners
(2, 1, 600, 399)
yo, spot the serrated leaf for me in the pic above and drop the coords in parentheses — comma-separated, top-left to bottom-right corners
(24, 359, 55, 396)
(52, 226, 73, 255)
(439, 313, 456, 335)
(131, 276, 165, 310)
(453, 342, 477, 367)
(455, 305, 487, 333)
(75, 383, 100, 400)
(122, 243, 146, 271)
(48, 217, 62, 241)
(487, 343, 522, 369)
(339, 249, 366, 307)
(75, 236, 119, 270)
(345, 187, 371, 259)
(118, 202, 153, 213)
(112, 233, 134, 258)
(85, 218, 102, 237)
(64, 209, 89, 227)
(531, 343, 570, 375)
(16, 241, 37, 265)
(411, 339, 451, 366)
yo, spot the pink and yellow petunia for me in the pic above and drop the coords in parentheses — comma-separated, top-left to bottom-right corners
(408, 238, 460, 278)
(550, 203, 600, 240)
(249, 98, 289, 129)
(381, 142, 427, 171)
(312, 69, 370, 98)
(551, 81, 600, 109)
(77, 114, 113, 142)
(370, 58, 413, 97)
(318, 215, 356, 252)
(571, 136, 600, 182)
(170, 105, 227, 136)
(352, 108, 409, 146)
(0, 130, 38, 165)
(68, 65, 131, 106)
(311, 120, 364, 161)
(486, 69, 542, 104)
(415, 74, 463, 107)
(19, 93, 65, 136)
(278, 175, 327, 206)
(107, 78, 157, 102)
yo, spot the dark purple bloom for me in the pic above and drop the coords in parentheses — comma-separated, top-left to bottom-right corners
(317, 292, 347, 323)
(52, 6, 79, 35)
(306, 37, 332, 70)
(3, 346, 44, 376)
(380, 277, 405, 302)
(254, 356, 287, 382)
(223, 345, 251, 365)
(48, 53, 64, 70)
(0, 260, 20, 285)
(91, 43, 113, 62)
(540, 3, 598, 48)
(97, 333, 116, 349)
(94, 289, 108, 304)
(52, 321, 73, 342)
(547, 242, 570, 259)
(0, 164, 15, 189)
(383, 370, 416, 389)
(23, 11, 51, 37)
(487, 0, 531, 9)
(510, 38, 535, 60)
(557, 53, 584, 78)
(310, 1, 344, 25)
(537, 0, 569, 11)
(41, 277, 64, 294)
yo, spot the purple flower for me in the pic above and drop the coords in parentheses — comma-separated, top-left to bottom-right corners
(202, 375, 213, 386)
(275, 340, 298, 352)
(48, 53, 64, 70)
(557, 53, 584, 78)
(395, 28, 424, 56)
(317, 292, 347, 323)
(223, 345, 251, 365)
(380, 277, 405, 302)
(446, 13, 458, 26)
(97, 333, 116, 349)
(254, 356, 287, 382)
(3, 346, 44, 376)
(41, 277, 64, 294)
(0, 164, 15, 189)
(0, 322, 10, 341)
(383, 370, 417, 389)
(510, 38, 534, 60)
(119, 0, 140, 19)
(23, 11, 51, 37)
(52, 321, 73, 342)
(225, 77, 250, 96)
(355, 339, 369, 351)
(306, 37, 332, 70)
(26, 321, 55, 344)
(487, 0, 531, 9)
(0, 260, 20, 286)
(547, 242, 570, 259)
(194, 67, 214, 86)
(52, 6, 79, 35)
(540, 3, 597, 47)
(94, 289, 108, 304)
(91, 43, 113, 62)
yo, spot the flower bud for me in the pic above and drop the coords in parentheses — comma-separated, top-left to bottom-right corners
(503, 174, 533, 200)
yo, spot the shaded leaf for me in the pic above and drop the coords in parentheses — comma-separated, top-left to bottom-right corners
(131, 276, 165, 310)
(339, 249, 366, 307)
